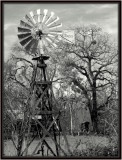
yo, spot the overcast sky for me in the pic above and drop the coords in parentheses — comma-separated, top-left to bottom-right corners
(3, 2, 118, 61)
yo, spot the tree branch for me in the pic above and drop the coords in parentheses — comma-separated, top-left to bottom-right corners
(66, 62, 93, 86)
(72, 78, 90, 100)
(94, 60, 115, 79)
(9, 77, 29, 91)
(14, 57, 33, 67)
(96, 82, 112, 88)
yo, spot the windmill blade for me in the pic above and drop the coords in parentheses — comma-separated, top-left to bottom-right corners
(43, 42, 51, 53)
(45, 37, 57, 48)
(42, 37, 49, 47)
(38, 40, 44, 54)
(48, 34, 55, 38)
(47, 35, 59, 43)
(49, 31, 62, 35)
(18, 9, 62, 55)
(45, 37, 52, 43)
(20, 36, 33, 46)
(42, 9, 48, 23)
(31, 39, 39, 54)
(43, 44, 48, 53)
(37, 9, 41, 22)
(20, 20, 33, 29)
(46, 46, 52, 52)
(51, 42, 57, 48)
(47, 17, 59, 27)
(45, 37, 54, 49)
(30, 11, 37, 24)
(45, 12, 54, 24)
(48, 32, 62, 41)
(25, 39, 37, 51)
(25, 14, 35, 26)
(48, 23, 62, 30)
(18, 27, 31, 33)
(17, 32, 32, 40)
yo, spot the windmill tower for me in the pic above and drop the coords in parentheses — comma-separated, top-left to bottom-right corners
(16, 9, 70, 157)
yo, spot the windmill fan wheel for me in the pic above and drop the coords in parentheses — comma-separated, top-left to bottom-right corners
(17, 9, 62, 56)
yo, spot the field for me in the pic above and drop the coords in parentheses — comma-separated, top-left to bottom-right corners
(3, 135, 110, 157)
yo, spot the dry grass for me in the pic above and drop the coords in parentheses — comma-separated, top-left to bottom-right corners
(3, 135, 110, 157)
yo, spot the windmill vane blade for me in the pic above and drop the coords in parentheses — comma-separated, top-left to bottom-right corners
(49, 31, 62, 35)
(25, 39, 37, 51)
(32, 39, 39, 53)
(30, 11, 37, 24)
(45, 37, 52, 43)
(20, 20, 33, 29)
(51, 42, 57, 48)
(46, 36, 57, 48)
(37, 9, 41, 15)
(45, 11, 54, 24)
(18, 27, 31, 33)
(17, 9, 62, 55)
(42, 9, 48, 23)
(49, 23, 62, 30)
(25, 15, 35, 26)
(47, 17, 59, 27)
(48, 34, 55, 37)
(20, 36, 33, 46)
(37, 9, 41, 23)
(44, 38, 52, 48)
(18, 33, 32, 39)
(48, 36, 59, 43)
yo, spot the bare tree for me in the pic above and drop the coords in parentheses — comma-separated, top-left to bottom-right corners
(54, 25, 118, 133)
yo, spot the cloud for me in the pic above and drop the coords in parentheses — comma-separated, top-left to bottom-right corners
(4, 22, 18, 61)
(99, 4, 116, 9)
(4, 35, 17, 61)
(3, 3, 118, 61)
(4, 23, 17, 31)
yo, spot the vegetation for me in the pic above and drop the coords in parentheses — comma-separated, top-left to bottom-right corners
(3, 25, 119, 157)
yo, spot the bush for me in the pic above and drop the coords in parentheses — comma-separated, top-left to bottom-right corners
(71, 145, 119, 157)
(70, 134, 119, 158)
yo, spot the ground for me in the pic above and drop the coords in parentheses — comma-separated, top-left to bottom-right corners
(3, 135, 109, 157)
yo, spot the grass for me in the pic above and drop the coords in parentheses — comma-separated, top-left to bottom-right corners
(3, 134, 118, 157)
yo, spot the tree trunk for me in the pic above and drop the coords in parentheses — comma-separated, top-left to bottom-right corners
(69, 105, 73, 135)
(91, 82, 98, 133)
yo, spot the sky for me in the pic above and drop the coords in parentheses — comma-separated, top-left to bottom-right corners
(3, 2, 118, 61)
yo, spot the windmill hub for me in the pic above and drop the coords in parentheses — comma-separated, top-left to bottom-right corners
(36, 29, 43, 40)
(31, 28, 44, 40)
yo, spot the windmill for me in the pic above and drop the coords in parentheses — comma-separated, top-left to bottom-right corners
(15, 9, 71, 157)
(18, 9, 62, 55)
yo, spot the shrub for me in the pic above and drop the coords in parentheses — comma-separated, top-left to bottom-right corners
(71, 145, 119, 157)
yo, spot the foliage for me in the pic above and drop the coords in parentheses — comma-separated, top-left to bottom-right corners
(70, 134, 119, 157)
(72, 145, 119, 157)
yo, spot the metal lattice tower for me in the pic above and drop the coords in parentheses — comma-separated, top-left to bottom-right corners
(15, 9, 70, 157)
